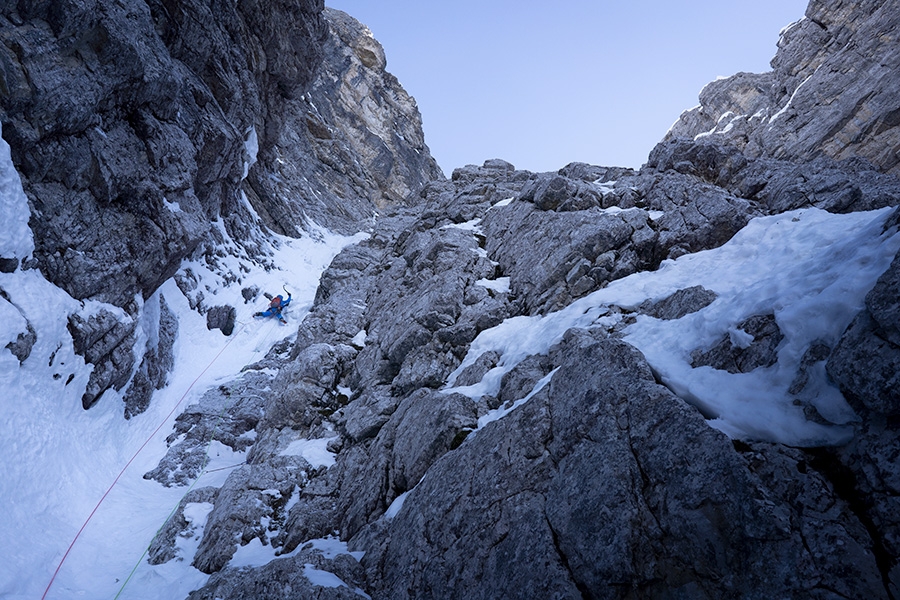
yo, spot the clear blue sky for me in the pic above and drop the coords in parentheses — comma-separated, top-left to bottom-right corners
(326, 1, 809, 175)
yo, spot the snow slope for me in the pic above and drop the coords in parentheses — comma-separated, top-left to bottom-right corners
(0, 139, 366, 598)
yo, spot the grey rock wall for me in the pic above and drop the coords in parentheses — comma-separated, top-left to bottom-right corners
(363, 333, 886, 599)
(176, 156, 898, 599)
(4, 0, 899, 596)
(0, 1, 441, 414)
(665, 0, 900, 175)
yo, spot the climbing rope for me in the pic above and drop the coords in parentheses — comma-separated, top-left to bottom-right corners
(41, 322, 247, 600)
(113, 384, 238, 599)
(114, 319, 279, 596)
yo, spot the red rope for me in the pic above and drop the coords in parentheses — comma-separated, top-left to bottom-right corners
(41, 324, 244, 599)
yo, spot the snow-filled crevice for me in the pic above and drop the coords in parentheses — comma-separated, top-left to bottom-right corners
(641, 361, 720, 420)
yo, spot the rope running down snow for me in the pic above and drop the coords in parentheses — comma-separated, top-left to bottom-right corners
(41, 322, 247, 600)
(113, 381, 239, 599)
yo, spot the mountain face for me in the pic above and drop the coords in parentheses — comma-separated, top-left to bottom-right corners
(2, 1, 900, 599)
(666, 0, 900, 175)
(0, 1, 439, 411)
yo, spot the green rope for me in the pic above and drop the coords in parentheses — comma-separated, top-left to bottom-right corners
(115, 311, 284, 597)
(113, 381, 239, 598)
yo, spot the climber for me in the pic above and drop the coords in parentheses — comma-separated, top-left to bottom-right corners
(254, 291, 292, 324)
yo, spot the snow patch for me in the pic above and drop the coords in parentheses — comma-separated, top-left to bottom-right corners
(779, 16, 805, 37)
(385, 491, 410, 520)
(0, 124, 33, 261)
(441, 218, 483, 233)
(280, 437, 337, 468)
(769, 68, 819, 125)
(593, 179, 617, 193)
(163, 197, 183, 213)
(475, 277, 510, 293)
(728, 327, 755, 349)
(305, 536, 365, 561)
(446, 207, 900, 447)
(242, 126, 259, 180)
(239, 190, 262, 224)
(476, 367, 559, 430)
(303, 564, 349, 588)
(351, 329, 368, 348)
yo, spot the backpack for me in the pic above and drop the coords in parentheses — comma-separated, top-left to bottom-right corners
(270, 295, 282, 308)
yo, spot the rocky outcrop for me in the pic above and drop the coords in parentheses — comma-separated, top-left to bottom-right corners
(691, 313, 784, 374)
(824, 242, 900, 596)
(482, 165, 757, 314)
(360, 332, 886, 599)
(4, 0, 898, 596)
(67, 305, 138, 409)
(829, 247, 900, 414)
(243, 7, 443, 235)
(176, 153, 897, 599)
(188, 548, 368, 600)
(639, 284, 717, 320)
(646, 138, 900, 215)
(666, 0, 900, 175)
(124, 293, 177, 418)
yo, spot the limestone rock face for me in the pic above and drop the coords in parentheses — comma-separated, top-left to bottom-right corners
(310, 9, 442, 209)
(123, 293, 177, 418)
(1, 1, 440, 414)
(67, 306, 137, 409)
(829, 250, 900, 417)
(240, 7, 443, 237)
(665, 0, 900, 175)
(177, 154, 898, 599)
(1, 1, 439, 301)
(173, 1, 900, 597)
(362, 333, 886, 599)
(823, 243, 900, 600)
(482, 166, 757, 314)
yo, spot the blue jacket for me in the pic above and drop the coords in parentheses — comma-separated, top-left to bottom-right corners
(260, 294, 291, 318)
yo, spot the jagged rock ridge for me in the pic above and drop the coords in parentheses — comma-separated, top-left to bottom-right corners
(172, 156, 900, 598)
(667, 0, 900, 175)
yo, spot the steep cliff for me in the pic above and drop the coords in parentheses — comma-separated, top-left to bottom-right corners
(665, 0, 900, 175)
(0, 1, 440, 411)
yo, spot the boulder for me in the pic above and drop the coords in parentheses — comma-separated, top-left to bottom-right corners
(206, 305, 236, 336)
(123, 293, 177, 418)
(691, 313, 784, 374)
(67, 307, 137, 409)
